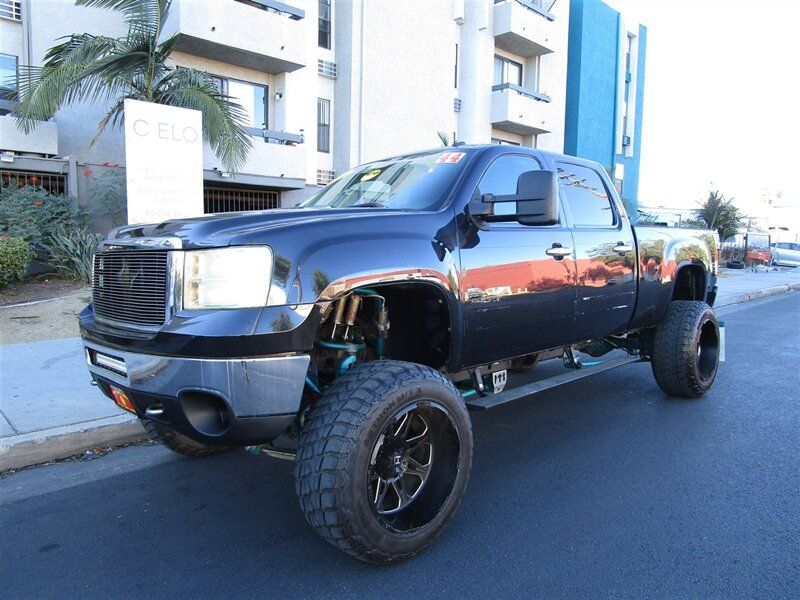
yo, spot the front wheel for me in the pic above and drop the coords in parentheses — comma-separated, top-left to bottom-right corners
(650, 301, 720, 398)
(294, 360, 473, 564)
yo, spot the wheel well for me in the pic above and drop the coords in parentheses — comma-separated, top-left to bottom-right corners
(671, 265, 706, 301)
(378, 284, 452, 369)
(313, 283, 452, 380)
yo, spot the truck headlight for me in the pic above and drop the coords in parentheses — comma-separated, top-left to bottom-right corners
(183, 247, 273, 310)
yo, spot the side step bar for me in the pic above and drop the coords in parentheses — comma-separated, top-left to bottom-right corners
(465, 355, 642, 410)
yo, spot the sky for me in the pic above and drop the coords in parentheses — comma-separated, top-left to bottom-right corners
(609, 0, 800, 222)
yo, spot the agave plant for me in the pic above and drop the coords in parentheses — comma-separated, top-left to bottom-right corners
(40, 223, 103, 283)
(12, 0, 251, 172)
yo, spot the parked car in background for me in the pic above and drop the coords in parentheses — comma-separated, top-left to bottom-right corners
(771, 242, 800, 267)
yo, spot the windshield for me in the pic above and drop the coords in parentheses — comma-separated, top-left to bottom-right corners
(300, 149, 473, 211)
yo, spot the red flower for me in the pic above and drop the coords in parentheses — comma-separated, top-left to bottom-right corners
(102, 161, 110, 167)
(34, 201, 43, 206)
(17, 181, 24, 187)
(83, 168, 92, 176)
(30, 176, 38, 184)
(0, 233, 8, 238)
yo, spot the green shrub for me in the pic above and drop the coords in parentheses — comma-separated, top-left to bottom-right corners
(0, 185, 83, 247)
(40, 224, 102, 283)
(0, 236, 34, 287)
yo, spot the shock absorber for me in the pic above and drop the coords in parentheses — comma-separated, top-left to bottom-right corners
(330, 296, 347, 340)
(343, 294, 362, 340)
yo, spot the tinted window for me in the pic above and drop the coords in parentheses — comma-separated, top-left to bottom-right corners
(476, 154, 540, 217)
(301, 149, 474, 212)
(556, 163, 614, 226)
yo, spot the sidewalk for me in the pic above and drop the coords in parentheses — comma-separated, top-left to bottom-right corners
(2, 266, 799, 471)
(715, 265, 800, 306)
(0, 338, 143, 471)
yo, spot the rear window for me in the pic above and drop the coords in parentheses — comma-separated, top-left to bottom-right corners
(555, 163, 614, 227)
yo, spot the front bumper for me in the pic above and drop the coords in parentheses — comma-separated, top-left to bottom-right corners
(84, 340, 310, 446)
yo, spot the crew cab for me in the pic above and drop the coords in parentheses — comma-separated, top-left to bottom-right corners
(80, 145, 721, 563)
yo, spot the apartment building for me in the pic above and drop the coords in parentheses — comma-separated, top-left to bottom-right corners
(1, 0, 569, 213)
(564, 0, 647, 217)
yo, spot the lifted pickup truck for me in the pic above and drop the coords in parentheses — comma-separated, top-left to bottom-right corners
(81, 145, 721, 563)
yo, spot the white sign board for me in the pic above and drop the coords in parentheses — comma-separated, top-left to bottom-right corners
(124, 99, 204, 224)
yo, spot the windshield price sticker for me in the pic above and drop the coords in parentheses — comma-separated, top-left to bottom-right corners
(436, 152, 465, 164)
(360, 168, 383, 182)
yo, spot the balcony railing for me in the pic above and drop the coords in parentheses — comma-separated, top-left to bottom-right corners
(492, 83, 551, 103)
(494, 0, 554, 21)
(234, 0, 304, 20)
(244, 127, 304, 145)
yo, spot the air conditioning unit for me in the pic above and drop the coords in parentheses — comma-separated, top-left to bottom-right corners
(454, 98, 463, 112)
(317, 59, 337, 79)
(622, 135, 631, 147)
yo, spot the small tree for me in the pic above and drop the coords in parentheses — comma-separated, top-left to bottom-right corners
(686, 190, 744, 242)
(13, 0, 251, 172)
(436, 131, 451, 147)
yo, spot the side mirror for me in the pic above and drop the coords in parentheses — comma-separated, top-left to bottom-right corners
(515, 170, 559, 226)
(468, 169, 559, 226)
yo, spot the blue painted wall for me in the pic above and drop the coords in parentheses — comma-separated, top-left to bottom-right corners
(565, 0, 646, 217)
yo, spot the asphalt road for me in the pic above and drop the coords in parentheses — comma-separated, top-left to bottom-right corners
(2, 293, 798, 598)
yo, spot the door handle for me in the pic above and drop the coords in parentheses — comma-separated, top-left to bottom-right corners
(613, 242, 633, 255)
(545, 244, 573, 259)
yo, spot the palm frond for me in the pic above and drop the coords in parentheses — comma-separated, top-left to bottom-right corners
(93, 97, 127, 144)
(75, 0, 170, 39)
(154, 67, 252, 173)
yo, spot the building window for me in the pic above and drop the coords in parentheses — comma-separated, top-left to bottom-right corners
(454, 43, 459, 88)
(0, 54, 18, 101)
(318, 0, 331, 49)
(212, 76, 267, 130)
(494, 55, 523, 87)
(317, 98, 330, 153)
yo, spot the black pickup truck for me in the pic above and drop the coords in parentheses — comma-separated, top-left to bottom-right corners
(80, 145, 721, 563)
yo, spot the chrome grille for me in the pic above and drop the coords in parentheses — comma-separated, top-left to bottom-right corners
(92, 251, 169, 328)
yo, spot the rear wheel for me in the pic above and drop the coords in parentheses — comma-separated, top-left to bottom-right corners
(142, 420, 231, 458)
(651, 301, 720, 398)
(295, 360, 472, 564)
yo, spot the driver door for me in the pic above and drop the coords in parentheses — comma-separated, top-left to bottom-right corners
(457, 153, 577, 367)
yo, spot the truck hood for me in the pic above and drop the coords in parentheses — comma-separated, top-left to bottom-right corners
(109, 207, 414, 249)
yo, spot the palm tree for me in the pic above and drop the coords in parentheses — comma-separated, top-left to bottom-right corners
(12, 0, 251, 172)
(685, 190, 745, 242)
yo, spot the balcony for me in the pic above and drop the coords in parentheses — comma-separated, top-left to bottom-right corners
(164, 0, 306, 74)
(204, 129, 307, 184)
(493, 0, 556, 57)
(490, 83, 554, 135)
(0, 114, 59, 156)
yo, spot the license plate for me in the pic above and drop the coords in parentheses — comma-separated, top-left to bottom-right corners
(110, 387, 137, 414)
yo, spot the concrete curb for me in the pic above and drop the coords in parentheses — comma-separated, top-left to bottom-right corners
(0, 415, 145, 472)
(2, 282, 798, 473)
(717, 282, 800, 307)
